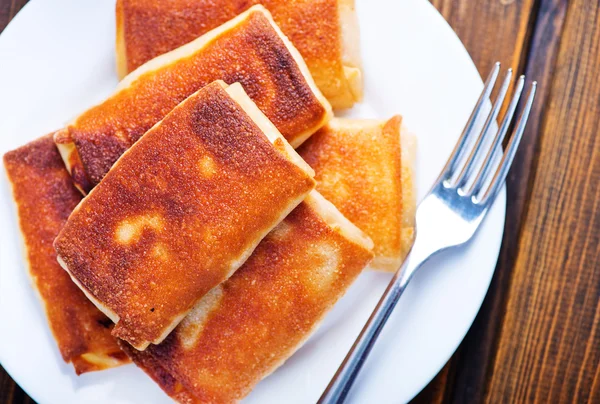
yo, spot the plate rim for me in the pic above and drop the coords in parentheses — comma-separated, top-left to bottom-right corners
(0, 0, 505, 402)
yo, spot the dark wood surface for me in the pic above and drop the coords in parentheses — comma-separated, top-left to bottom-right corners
(1, 0, 599, 403)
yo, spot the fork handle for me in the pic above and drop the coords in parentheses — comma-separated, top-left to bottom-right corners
(318, 240, 428, 404)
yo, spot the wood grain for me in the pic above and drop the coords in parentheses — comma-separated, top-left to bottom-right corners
(0, 0, 26, 31)
(411, 363, 455, 404)
(0, 367, 33, 404)
(485, 0, 600, 401)
(430, 0, 537, 80)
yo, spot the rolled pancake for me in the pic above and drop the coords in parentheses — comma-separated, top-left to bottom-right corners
(54, 81, 316, 350)
(58, 5, 331, 194)
(119, 191, 374, 403)
(298, 116, 417, 272)
(3, 135, 129, 374)
(116, 0, 362, 109)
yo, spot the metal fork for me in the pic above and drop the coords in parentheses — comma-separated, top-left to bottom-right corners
(319, 62, 537, 404)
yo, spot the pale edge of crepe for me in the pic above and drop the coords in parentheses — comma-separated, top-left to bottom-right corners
(338, 0, 364, 108)
(3, 162, 122, 371)
(373, 124, 417, 271)
(399, 125, 417, 261)
(139, 190, 374, 399)
(56, 81, 316, 351)
(115, 0, 128, 79)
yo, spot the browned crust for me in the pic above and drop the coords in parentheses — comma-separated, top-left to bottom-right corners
(115, 0, 128, 79)
(122, 194, 373, 402)
(118, 341, 200, 404)
(3, 135, 128, 374)
(64, 6, 330, 193)
(298, 116, 416, 271)
(54, 82, 315, 350)
(116, 0, 362, 109)
(399, 128, 417, 263)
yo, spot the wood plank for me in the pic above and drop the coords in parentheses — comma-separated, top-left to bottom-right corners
(430, 0, 536, 78)
(411, 363, 455, 404)
(0, 0, 27, 32)
(485, 0, 600, 401)
(0, 367, 34, 404)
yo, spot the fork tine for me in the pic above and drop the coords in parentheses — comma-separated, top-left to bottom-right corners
(469, 75, 526, 197)
(441, 62, 501, 183)
(455, 68, 513, 190)
(481, 81, 537, 204)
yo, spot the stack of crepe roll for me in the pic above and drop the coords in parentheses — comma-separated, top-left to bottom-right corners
(3, 2, 416, 402)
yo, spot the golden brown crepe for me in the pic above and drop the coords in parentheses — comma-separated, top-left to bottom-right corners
(58, 5, 331, 194)
(116, 0, 362, 109)
(120, 191, 374, 402)
(3, 135, 129, 374)
(54, 81, 316, 351)
(298, 116, 417, 271)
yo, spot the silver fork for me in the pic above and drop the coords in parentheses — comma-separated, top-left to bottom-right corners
(319, 62, 537, 404)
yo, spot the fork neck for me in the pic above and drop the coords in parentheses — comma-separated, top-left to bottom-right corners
(395, 231, 437, 288)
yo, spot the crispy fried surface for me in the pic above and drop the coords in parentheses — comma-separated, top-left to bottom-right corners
(122, 193, 373, 402)
(3, 135, 128, 374)
(116, 0, 362, 108)
(298, 117, 417, 271)
(118, 341, 199, 404)
(63, 6, 329, 193)
(54, 82, 315, 350)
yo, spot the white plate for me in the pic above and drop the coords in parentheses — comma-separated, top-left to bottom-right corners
(0, 0, 505, 403)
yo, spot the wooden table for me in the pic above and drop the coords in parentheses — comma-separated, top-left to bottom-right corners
(1, 0, 599, 402)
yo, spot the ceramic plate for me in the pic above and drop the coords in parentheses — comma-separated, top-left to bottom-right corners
(0, 0, 505, 402)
